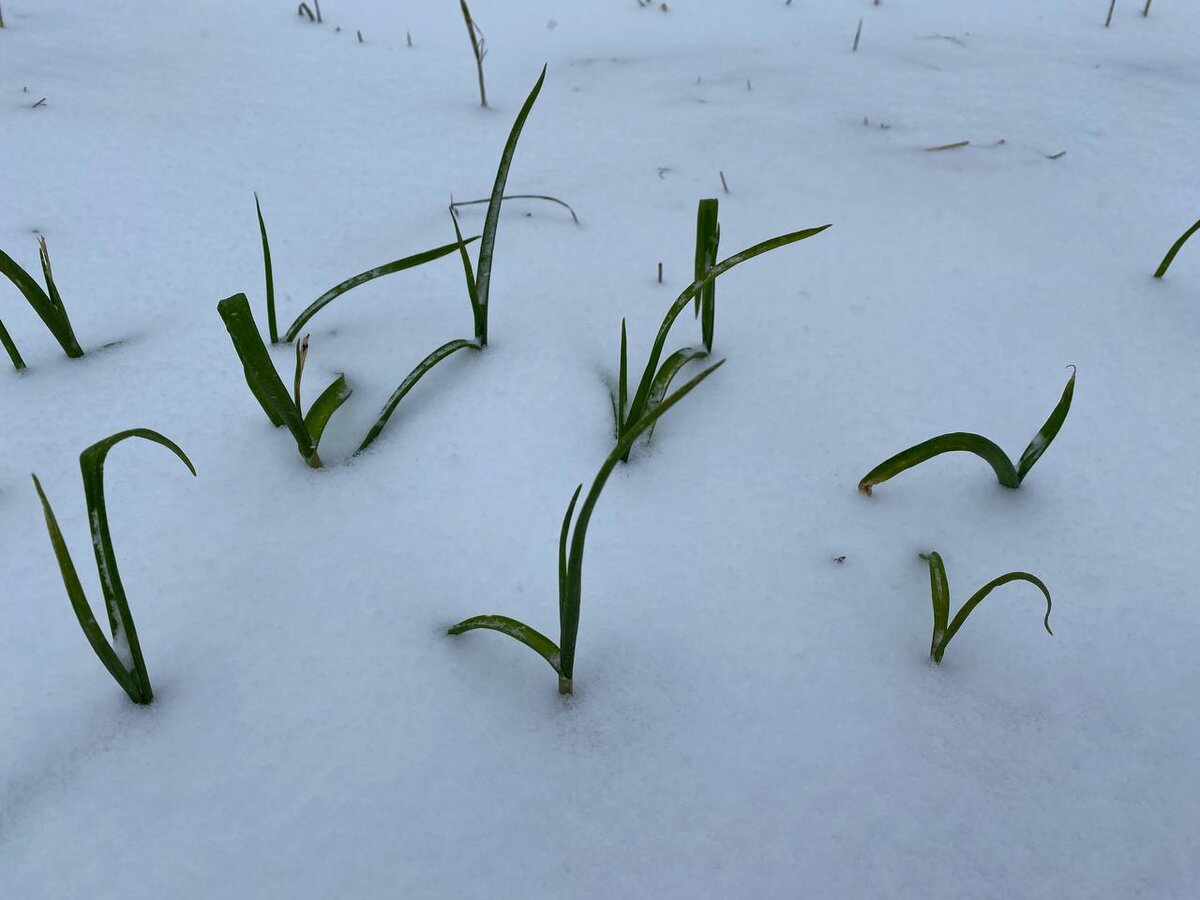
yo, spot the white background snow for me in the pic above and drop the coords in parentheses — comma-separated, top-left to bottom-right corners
(1, 1, 1197, 896)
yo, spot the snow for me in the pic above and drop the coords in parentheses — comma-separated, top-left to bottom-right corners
(2, 0, 1198, 896)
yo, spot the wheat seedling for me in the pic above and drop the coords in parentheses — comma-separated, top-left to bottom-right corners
(218, 293, 352, 468)
(613, 200, 830, 457)
(449, 360, 725, 695)
(1154, 217, 1200, 279)
(0, 238, 85, 369)
(32, 429, 196, 704)
(920, 552, 1052, 664)
(859, 367, 1076, 495)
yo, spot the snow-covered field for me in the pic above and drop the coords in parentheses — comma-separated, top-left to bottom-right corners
(2, 1, 1197, 896)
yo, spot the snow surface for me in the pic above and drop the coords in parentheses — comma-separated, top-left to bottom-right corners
(2, 1, 1198, 896)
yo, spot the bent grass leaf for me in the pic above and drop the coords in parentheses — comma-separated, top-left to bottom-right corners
(859, 368, 1076, 495)
(472, 64, 547, 346)
(1154, 216, 1200, 279)
(282, 237, 476, 343)
(447, 616, 563, 675)
(33, 429, 196, 703)
(923, 551, 1052, 664)
(304, 373, 352, 447)
(357, 338, 481, 454)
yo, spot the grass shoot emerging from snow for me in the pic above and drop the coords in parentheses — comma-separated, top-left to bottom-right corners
(449, 359, 726, 696)
(0, 238, 85, 370)
(613, 199, 830, 459)
(218, 293, 352, 468)
(32, 429, 196, 704)
(921, 551, 1052, 665)
(1153, 216, 1200, 279)
(858, 367, 1076, 494)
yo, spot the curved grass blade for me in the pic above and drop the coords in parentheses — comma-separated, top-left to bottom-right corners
(356, 338, 481, 453)
(615, 319, 628, 436)
(218, 293, 319, 465)
(472, 64, 548, 346)
(255, 193, 278, 343)
(79, 429, 196, 702)
(32, 474, 141, 701)
(1016, 366, 1075, 481)
(922, 551, 951, 660)
(447, 615, 563, 675)
(282, 238, 477, 343)
(304, 373, 352, 448)
(38, 237, 67, 318)
(859, 432, 1019, 494)
(558, 483, 583, 626)
(936, 571, 1052, 664)
(0, 315, 25, 370)
(0, 244, 84, 358)
(1154, 216, 1200, 279)
(693, 199, 720, 352)
(626, 224, 831, 429)
(558, 359, 725, 684)
(450, 210, 482, 336)
(450, 193, 579, 225)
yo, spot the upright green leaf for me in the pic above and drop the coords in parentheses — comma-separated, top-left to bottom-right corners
(450, 210, 482, 334)
(472, 64, 547, 346)
(0, 243, 84, 358)
(1154, 216, 1200, 279)
(693, 199, 720, 353)
(255, 193, 278, 343)
(281, 238, 477, 343)
(304, 374, 352, 448)
(1016, 367, 1076, 480)
(922, 552, 951, 659)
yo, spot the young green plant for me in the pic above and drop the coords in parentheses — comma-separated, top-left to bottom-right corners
(613, 200, 830, 456)
(449, 359, 726, 696)
(32, 429, 196, 704)
(1153, 216, 1200, 279)
(858, 367, 1076, 495)
(218, 292, 352, 468)
(0, 237, 85, 370)
(920, 551, 1052, 664)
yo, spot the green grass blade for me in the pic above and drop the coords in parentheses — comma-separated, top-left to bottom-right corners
(858, 432, 1020, 494)
(642, 346, 709, 437)
(559, 359, 725, 680)
(693, 199, 720, 352)
(626, 223, 831, 428)
(1016, 367, 1076, 482)
(304, 373, 352, 449)
(78, 429, 196, 702)
(450, 210, 482, 335)
(616, 319, 628, 436)
(472, 64, 548, 346)
(31, 474, 142, 702)
(218, 293, 318, 462)
(293, 334, 309, 412)
(281, 238, 477, 344)
(936, 571, 1052, 664)
(1154, 216, 1200, 278)
(254, 193, 278, 343)
(356, 338, 481, 454)
(558, 483, 583, 628)
(0, 244, 84, 358)
(447, 614, 563, 675)
(38, 237, 67, 317)
(0, 315, 25, 370)
(922, 551, 951, 660)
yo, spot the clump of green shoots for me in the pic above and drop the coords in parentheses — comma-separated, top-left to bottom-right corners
(33, 429, 196, 704)
(1, 237, 85, 370)
(859, 367, 1076, 495)
(1153, 216, 1200, 279)
(612, 198, 830, 459)
(449, 359, 725, 695)
(920, 551, 1052, 664)
(218, 293, 352, 468)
